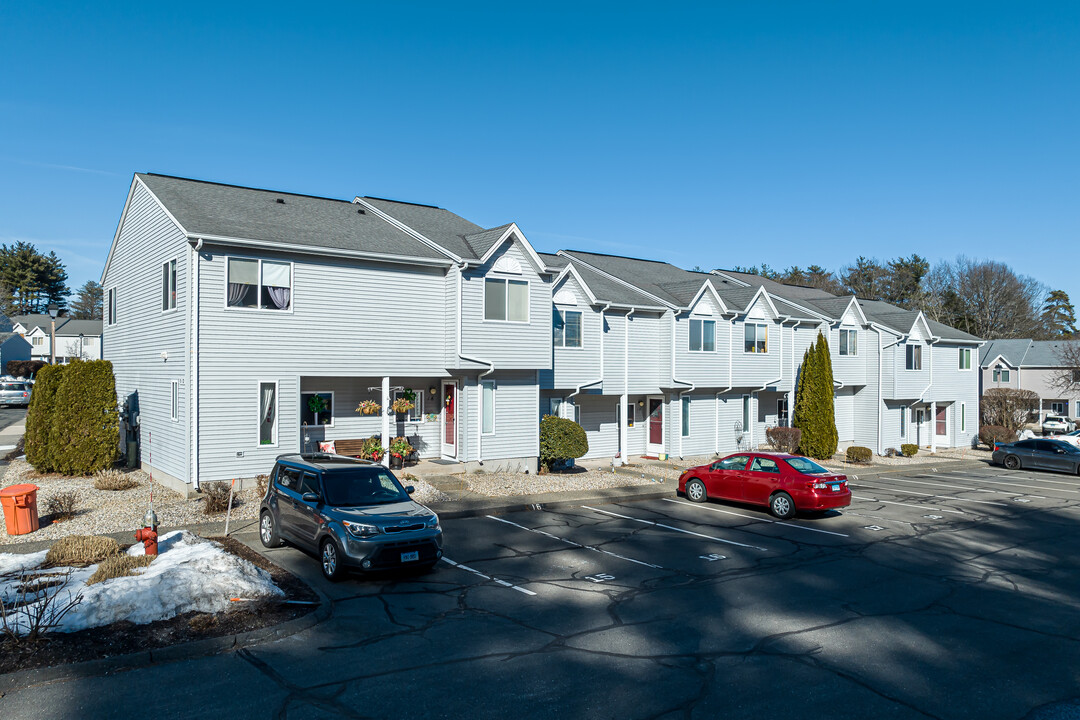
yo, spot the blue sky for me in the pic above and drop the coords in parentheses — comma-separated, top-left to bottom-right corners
(2, 2, 1078, 303)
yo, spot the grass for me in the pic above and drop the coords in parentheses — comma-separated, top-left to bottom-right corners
(86, 555, 154, 586)
(44, 535, 120, 566)
(92, 469, 139, 491)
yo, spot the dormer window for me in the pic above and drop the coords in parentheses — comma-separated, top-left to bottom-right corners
(553, 308, 582, 348)
(906, 344, 922, 370)
(485, 278, 528, 322)
(744, 323, 768, 353)
(839, 329, 857, 356)
(690, 319, 715, 352)
(993, 367, 1010, 382)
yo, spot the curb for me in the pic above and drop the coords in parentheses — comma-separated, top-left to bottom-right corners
(0, 566, 333, 693)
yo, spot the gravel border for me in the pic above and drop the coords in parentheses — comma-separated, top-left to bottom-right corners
(463, 469, 660, 497)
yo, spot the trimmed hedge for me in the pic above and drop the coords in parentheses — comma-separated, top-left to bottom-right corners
(900, 443, 919, 457)
(49, 360, 120, 475)
(24, 364, 66, 472)
(540, 415, 588, 466)
(846, 446, 872, 463)
(977, 425, 1016, 450)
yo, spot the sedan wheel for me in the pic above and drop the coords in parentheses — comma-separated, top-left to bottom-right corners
(259, 512, 281, 548)
(770, 492, 796, 520)
(685, 479, 707, 503)
(321, 539, 343, 582)
(1004, 455, 1021, 470)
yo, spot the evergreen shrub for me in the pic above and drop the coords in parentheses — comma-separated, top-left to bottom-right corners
(539, 415, 589, 467)
(24, 364, 66, 473)
(793, 333, 839, 460)
(846, 446, 872, 463)
(49, 360, 120, 476)
(900, 443, 919, 457)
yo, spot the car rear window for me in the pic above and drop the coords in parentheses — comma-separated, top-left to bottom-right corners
(1, 383, 27, 391)
(784, 457, 829, 474)
(322, 468, 409, 507)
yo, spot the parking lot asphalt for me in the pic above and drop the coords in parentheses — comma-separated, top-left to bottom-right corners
(3, 462, 1079, 719)
(0, 406, 26, 433)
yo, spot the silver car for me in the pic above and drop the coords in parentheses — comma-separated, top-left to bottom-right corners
(259, 453, 443, 581)
(0, 381, 31, 408)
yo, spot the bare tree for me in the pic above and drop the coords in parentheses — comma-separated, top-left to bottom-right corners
(1047, 341, 1080, 394)
(981, 388, 1039, 432)
(920, 257, 1045, 339)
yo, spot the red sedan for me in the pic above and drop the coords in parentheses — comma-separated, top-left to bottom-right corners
(677, 452, 851, 519)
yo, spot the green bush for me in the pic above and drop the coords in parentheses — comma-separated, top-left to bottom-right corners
(49, 360, 120, 475)
(900, 443, 919, 457)
(793, 332, 838, 460)
(24, 364, 66, 473)
(539, 415, 589, 466)
(846, 446, 872, 463)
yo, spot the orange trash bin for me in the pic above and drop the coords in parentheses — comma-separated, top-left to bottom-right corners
(1, 484, 40, 535)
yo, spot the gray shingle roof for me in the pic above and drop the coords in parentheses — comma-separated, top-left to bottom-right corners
(980, 339, 1075, 367)
(713, 269, 837, 300)
(462, 224, 514, 259)
(54, 320, 102, 337)
(360, 196, 484, 260)
(10, 314, 69, 333)
(538, 252, 569, 271)
(138, 175, 450, 262)
(560, 251, 701, 307)
(569, 261, 667, 308)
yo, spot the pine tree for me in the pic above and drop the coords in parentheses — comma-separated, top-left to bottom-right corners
(794, 332, 838, 459)
(70, 280, 104, 320)
(1039, 290, 1076, 339)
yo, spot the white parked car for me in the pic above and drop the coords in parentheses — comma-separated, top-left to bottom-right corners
(1045, 429, 1080, 447)
(1042, 415, 1076, 435)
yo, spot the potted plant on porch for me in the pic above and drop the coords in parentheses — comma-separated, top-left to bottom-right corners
(388, 436, 412, 469)
(360, 435, 383, 462)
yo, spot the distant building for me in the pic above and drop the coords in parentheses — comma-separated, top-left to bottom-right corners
(979, 339, 1080, 421)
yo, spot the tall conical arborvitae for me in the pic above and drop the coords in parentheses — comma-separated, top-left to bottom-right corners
(794, 331, 838, 459)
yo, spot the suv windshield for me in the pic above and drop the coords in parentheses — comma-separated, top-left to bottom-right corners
(785, 457, 829, 474)
(322, 468, 410, 506)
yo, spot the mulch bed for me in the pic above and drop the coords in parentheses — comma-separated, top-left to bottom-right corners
(0, 536, 318, 676)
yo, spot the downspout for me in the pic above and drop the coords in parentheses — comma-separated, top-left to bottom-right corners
(621, 308, 635, 464)
(191, 238, 202, 490)
(715, 314, 735, 455)
(872, 324, 906, 455)
(456, 263, 495, 465)
(568, 303, 609, 399)
(756, 316, 787, 392)
(671, 312, 695, 459)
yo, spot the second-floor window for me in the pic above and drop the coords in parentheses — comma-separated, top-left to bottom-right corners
(993, 368, 1010, 382)
(228, 258, 292, 311)
(839, 329, 857, 356)
(485, 278, 528, 322)
(162, 259, 177, 312)
(690, 319, 715, 352)
(553, 309, 582, 347)
(906, 344, 922, 370)
(31, 336, 43, 346)
(744, 323, 768, 353)
(958, 347, 972, 370)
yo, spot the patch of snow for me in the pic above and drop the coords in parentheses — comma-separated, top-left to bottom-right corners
(0, 548, 47, 575)
(0, 530, 283, 635)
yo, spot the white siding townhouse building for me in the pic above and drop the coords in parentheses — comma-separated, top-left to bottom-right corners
(101, 173, 984, 495)
(979, 339, 1080, 422)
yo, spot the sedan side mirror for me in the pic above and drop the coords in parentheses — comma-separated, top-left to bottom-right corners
(405, 485, 415, 495)
(301, 492, 320, 502)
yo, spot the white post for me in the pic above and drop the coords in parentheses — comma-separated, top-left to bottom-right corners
(619, 393, 628, 466)
(930, 401, 937, 454)
(381, 376, 390, 467)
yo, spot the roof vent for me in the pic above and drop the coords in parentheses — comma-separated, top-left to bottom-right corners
(275, 198, 285, 204)
(357, 208, 365, 214)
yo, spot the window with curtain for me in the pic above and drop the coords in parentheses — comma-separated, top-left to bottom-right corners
(839, 329, 857, 356)
(482, 380, 495, 434)
(259, 382, 276, 445)
(228, 258, 292, 310)
(690, 319, 715, 352)
(744, 323, 767, 353)
(162, 259, 177, 311)
(485, 278, 528, 322)
(553, 309, 582, 347)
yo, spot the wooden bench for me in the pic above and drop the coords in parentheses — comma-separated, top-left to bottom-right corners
(329, 439, 367, 457)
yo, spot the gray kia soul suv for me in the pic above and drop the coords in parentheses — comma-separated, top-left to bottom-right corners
(259, 453, 443, 581)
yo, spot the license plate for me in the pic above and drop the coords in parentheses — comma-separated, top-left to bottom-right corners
(831, 484, 840, 491)
(401, 551, 419, 563)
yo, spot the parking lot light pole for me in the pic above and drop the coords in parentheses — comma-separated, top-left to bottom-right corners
(47, 303, 59, 364)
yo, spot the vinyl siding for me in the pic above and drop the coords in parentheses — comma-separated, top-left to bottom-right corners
(627, 313, 665, 394)
(831, 326, 868, 386)
(472, 370, 538, 460)
(549, 275, 602, 390)
(930, 343, 980, 448)
(673, 294, 728, 388)
(834, 388, 855, 442)
(730, 317, 784, 389)
(576, 393, 620, 459)
(460, 240, 552, 370)
(101, 181, 190, 485)
(602, 310, 626, 395)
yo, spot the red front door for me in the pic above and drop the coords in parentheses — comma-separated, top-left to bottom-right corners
(935, 406, 947, 436)
(648, 398, 664, 453)
(442, 383, 457, 458)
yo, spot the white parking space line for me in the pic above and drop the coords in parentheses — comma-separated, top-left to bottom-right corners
(917, 474, 1080, 494)
(852, 495, 966, 514)
(661, 498, 850, 538)
(485, 515, 663, 569)
(853, 482, 1007, 507)
(944, 470, 1080, 487)
(582, 506, 768, 551)
(441, 557, 537, 596)
(878, 476, 1020, 496)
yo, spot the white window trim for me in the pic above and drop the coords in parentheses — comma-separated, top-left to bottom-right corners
(906, 343, 923, 371)
(626, 402, 636, 428)
(994, 368, 1010, 383)
(392, 389, 424, 423)
(960, 402, 966, 433)
(107, 287, 117, 326)
(741, 394, 751, 433)
(958, 347, 972, 371)
(224, 256, 295, 314)
(481, 380, 496, 436)
(681, 396, 690, 437)
(1050, 401, 1066, 415)
(301, 390, 335, 428)
(553, 308, 584, 349)
(838, 328, 857, 357)
(162, 258, 178, 314)
(170, 380, 179, 422)
(688, 318, 717, 353)
(743, 322, 769, 354)
(900, 404, 907, 438)
(483, 277, 531, 324)
(257, 380, 279, 448)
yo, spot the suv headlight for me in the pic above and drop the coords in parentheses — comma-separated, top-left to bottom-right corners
(424, 514, 440, 530)
(344, 521, 381, 538)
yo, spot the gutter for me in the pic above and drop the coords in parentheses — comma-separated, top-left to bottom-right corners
(189, 234, 454, 268)
(456, 263, 495, 465)
(756, 316, 788, 392)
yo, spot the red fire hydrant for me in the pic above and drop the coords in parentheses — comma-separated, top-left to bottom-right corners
(134, 506, 159, 556)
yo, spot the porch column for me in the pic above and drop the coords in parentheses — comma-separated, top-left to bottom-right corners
(930, 401, 937, 454)
(381, 376, 390, 467)
(619, 393, 628, 466)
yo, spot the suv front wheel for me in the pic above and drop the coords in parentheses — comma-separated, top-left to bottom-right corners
(321, 538, 345, 582)
(259, 511, 282, 548)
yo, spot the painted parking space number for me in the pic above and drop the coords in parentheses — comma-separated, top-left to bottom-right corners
(699, 553, 727, 562)
(584, 573, 616, 583)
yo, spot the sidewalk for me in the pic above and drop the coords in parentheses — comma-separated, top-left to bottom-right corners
(0, 417, 25, 455)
